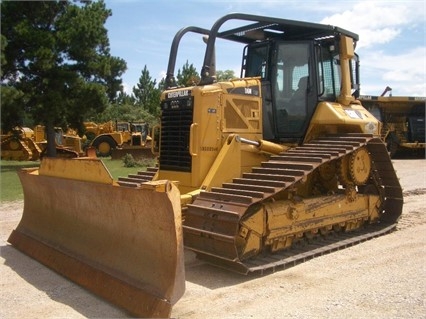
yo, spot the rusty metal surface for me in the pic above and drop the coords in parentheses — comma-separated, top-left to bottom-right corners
(8, 164, 185, 318)
(117, 167, 158, 187)
(182, 133, 403, 273)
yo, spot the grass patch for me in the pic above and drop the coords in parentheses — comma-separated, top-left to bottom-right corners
(0, 160, 40, 202)
(102, 156, 156, 178)
(0, 156, 156, 202)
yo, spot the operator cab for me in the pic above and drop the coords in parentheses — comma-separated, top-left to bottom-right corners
(242, 37, 358, 143)
(164, 13, 360, 148)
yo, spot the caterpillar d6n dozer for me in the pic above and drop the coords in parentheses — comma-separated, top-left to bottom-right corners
(9, 13, 403, 318)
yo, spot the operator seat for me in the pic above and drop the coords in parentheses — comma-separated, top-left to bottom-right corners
(288, 76, 308, 115)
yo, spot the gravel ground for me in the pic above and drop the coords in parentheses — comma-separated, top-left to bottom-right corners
(1, 159, 425, 319)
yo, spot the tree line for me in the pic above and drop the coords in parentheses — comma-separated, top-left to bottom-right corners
(1, 1, 234, 156)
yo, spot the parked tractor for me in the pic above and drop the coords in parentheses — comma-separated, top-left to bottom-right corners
(87, 121, 153, 159)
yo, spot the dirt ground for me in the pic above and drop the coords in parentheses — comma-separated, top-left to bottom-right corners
(1, 159, 425, 319)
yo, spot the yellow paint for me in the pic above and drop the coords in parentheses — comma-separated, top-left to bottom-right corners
(39, 157, 113, 184)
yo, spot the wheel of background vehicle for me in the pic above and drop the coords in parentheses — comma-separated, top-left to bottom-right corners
(387, 141, 398, 158)
(385, 133, 399, 158)
(92, 135, 116, 157)
(84, 131, 96, 143)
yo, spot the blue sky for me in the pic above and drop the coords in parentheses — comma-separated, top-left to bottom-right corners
(104, 0, 425, 97)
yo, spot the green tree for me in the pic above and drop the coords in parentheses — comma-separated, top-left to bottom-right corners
(158, 77, 167, 91)
(0, 35, 7, 78)
(133, 65, 161, 116)
(216, 70, 236, 82)
(177, 60, 199, 86)
(1, 0, 126, 156)
(1, 34, 27, 132)
(0, 87, 27, 131)
(92, 91, 158, 128)
(116, 91, 136, 106)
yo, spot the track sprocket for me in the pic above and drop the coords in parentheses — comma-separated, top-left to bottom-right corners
(349, 147, 371, 185)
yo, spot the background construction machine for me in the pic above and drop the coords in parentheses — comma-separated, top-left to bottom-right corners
(1, 126, 42, 161)
(86, 120, 153, 158)
(1, 125, 84, 160)
(9, 14, 402, 318)
(359, 88, 425, 157)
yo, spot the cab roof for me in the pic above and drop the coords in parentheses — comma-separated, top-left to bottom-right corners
(214, 13, 359, 43)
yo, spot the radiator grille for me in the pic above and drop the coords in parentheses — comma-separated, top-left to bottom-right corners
(408, 116, 425, 142)
(159, 96, 194, 171)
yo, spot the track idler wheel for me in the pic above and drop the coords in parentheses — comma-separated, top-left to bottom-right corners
(349, 147, 371, 185)
(339, 146, 372, 186)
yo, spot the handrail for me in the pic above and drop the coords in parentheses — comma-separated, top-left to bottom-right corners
(189, 123, 199, 156)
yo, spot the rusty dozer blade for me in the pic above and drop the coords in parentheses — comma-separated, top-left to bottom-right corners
(8, 157, 185, 318)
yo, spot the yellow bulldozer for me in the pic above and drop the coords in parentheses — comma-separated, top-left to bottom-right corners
(1, 125, 84, 160)
(1, 126, 42, 161)
(359, 88, 425, 157)
(8, 13, 403, 318)
(36, 125, 86, 158)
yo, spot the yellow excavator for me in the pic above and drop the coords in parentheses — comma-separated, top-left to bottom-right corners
(8, 13, 402, 318)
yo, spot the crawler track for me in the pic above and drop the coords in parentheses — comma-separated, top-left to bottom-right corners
(183, 133, 403, 274)
(118, 133, 403, 274)
(197, 223, 396, 274)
